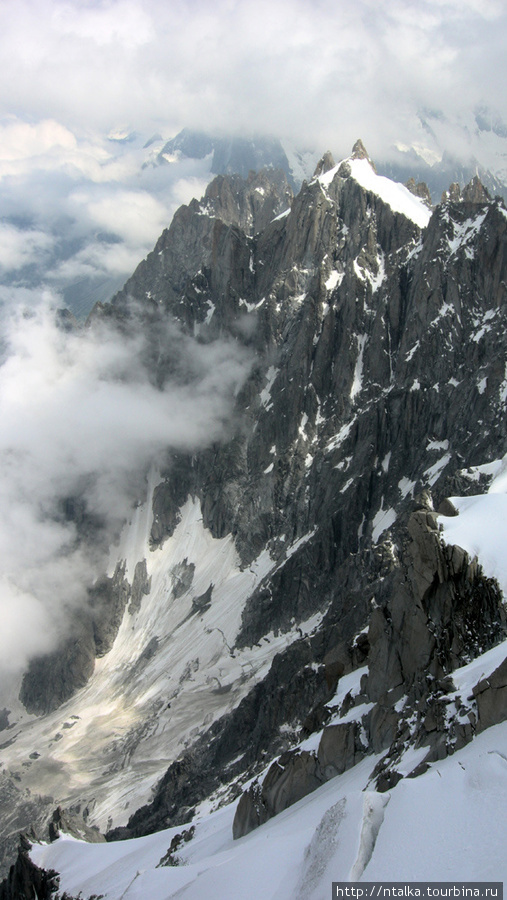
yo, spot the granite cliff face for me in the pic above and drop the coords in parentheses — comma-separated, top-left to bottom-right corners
(2, 142, 507, 889)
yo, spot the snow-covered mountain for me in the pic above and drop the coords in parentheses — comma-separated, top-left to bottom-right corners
(3, 108, 506, 328)
(2, 139, 507, 898)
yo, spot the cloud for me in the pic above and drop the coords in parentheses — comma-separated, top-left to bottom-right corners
(0, 118, 213, 316)
(0, 0, 505, 156)
(0, 0, 505, 319)
(0, 298, 251, 690)
(0, 223, 54, 272)
(69, 189, 170, 246)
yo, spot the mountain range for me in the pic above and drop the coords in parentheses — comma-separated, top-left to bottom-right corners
(1, 138, 507, 898)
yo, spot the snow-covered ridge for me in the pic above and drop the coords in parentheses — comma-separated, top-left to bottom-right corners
(438, 451, 507, 598)
(348, 158, 432, 229)
(314, 154, 432, 228)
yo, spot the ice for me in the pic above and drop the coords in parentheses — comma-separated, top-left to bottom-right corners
(423, 452, 451, 486)
(239, 296, 265, 312)
(405, 340, 420, 362)
(325, 270, 343, 291)
(381, 452, 391, 472)
(326, 418, 357, 452)
(271, 207, 290, 222)
(398, 476, 416, 499)
(447, 210, 488, 255)
(427, 439, 449, 451)
(353, 252, 385, 292)
(204, 299, 215, 324)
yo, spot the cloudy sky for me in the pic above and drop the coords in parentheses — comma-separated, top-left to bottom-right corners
(1, 0, 507, 695)
(2, 0, 506, 147)
(1, 0, 506, 315)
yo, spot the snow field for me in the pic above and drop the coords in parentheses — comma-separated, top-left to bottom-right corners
(31, 722, 507, 897)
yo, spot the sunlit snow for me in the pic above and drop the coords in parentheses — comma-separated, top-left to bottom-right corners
(348, 159, 432, 229)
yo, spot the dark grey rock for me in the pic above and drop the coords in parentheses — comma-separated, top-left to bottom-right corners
(232, 750, 324, 839)
(19, 614, 96, 716)
(191, 584, 213, 614)
(171, 559, 195, 599)
(317, 722, 362, 778)
(128, 559, 151, 615)
(90, 561, 131, 658)
(474, 657, 507, 731)
(48, 806, 105, 843)
(0, 834, 60, 900)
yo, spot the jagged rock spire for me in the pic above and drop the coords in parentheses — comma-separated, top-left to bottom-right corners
(441, 182, 462, 203)
(313, 151, 336, 178)
(405, 177, 432, 208)
(462, 174, 492, 203)
(350, 138, 376, 171)
(442, 176, 492, 205)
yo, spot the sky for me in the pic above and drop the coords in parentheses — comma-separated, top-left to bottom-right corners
(1, 0, 506, 148)
(1, 0, 507, 690)
(1, 0, 507, 313)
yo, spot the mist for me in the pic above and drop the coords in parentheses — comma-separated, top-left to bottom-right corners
(0, 298, 251, 693)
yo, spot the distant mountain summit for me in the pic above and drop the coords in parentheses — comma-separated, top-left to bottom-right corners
(156, 128, 299, 188)
(150, 119, 507, 204)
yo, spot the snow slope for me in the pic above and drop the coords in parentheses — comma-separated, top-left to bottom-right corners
(31, 723, 507, 898)
(439, 454, 507, 598)
(1, 490, 324, 833)
(349, 158, 432, 228)
(315, 156, 432, 228)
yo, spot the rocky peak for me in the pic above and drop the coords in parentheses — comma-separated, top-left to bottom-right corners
(351, 138, 376, 171)
(405, 177, 432, 207)
(441, 181, 462, 202)
(312, 151, 336, 178)
(441, 176, 492, 205)
(462, 174, 492, 204)
(200, 167, 293, 235)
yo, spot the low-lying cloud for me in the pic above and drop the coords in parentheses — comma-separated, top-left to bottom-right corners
(0, 116, 213, 319)
(0, 298, 251, 695)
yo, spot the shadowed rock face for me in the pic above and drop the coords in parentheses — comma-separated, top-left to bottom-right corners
(232, 503, 507, 835)
(19, 562, 131, 716)
(6, 147, 507, 871)
(0, 835, 59, 900)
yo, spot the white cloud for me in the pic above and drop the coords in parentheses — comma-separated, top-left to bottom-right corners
(0, 0, 505, 151)
(0, 299, 251, 686)
(0, 223, 54, 272)
(52, 0, 155, 47)
(70, 189, 170, 246)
